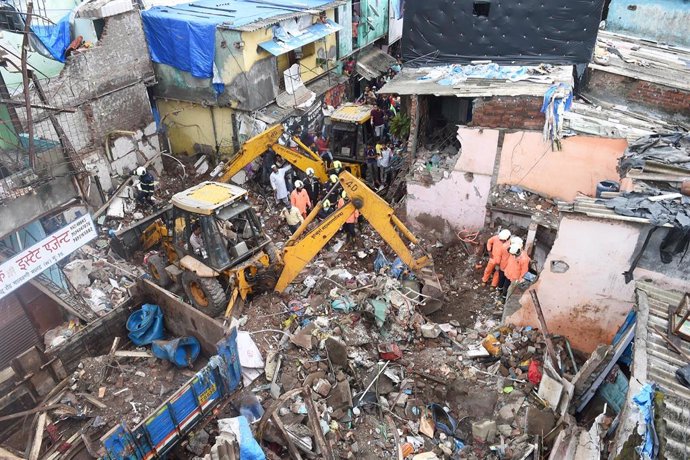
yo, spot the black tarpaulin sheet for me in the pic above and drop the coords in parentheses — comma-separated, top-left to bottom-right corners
(402, 0, 605, 66)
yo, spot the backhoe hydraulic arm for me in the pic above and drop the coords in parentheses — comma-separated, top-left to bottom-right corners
(218, 124, 329, 183)
(274, 171, 430, 292)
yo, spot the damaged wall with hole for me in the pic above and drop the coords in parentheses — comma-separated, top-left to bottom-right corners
(470, 96, 544, 130)
(507, 215, 640, 353)
(407, 127, 497, 234)
(0, 11, 157, 236)
(584, 70, 690, 122)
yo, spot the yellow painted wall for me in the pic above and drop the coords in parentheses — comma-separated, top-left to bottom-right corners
(157, 99, 236, 156)
(238, 9, 337, 84)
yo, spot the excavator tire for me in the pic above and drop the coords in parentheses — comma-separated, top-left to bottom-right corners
(147, 254, 171, 288)
(181, 271, 227, 317)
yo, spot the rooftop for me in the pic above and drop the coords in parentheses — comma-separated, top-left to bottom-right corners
(590, 30, 690, 92)
(378, 64, 573, 97)
(564, 100, 680, 142)
(631, 282, 690, 459)
(143, 0, 344, 32)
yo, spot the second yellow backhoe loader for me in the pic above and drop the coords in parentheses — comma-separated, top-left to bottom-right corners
(111, 171, 442, 318)
(218, 123, 362, 185)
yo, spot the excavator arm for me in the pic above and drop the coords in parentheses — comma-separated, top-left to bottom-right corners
(218, 124, 329, 184)
(274, 171, 432, 292)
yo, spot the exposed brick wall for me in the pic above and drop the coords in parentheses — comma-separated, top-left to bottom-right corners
(470, 96, 544, 130)
(585, 70, 690, 119)
(43, 11, 156, 154)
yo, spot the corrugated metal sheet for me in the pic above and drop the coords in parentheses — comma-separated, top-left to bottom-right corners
(0, 296, 40, 369)
(636, 282, 690, 460)
(557, 197, 675, 227)
(355, 47, 397, 80)
(378, 65, 573, 97)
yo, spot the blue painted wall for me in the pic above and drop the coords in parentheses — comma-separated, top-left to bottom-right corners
(606, 0, 690, 47)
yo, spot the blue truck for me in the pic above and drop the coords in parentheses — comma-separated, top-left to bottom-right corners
(45, 279, 242, 459)
(100, 327, 241, 459)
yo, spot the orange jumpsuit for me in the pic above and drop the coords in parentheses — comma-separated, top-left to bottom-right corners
(337, 198, 360, 223)
(482, 235, 509, 287)
(290, 188, 312, 218)
(504, 252, 531, 282)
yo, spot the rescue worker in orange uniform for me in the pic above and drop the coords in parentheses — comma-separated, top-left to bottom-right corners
(482, 229, 511, 287)
(500, 236, 531, 299)
(290, 180, 312, 218)
(338, 191, 360, 242)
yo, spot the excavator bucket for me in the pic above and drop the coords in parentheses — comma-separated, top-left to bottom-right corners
(418, 262, 444, 315)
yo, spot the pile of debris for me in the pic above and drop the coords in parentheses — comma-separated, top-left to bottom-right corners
(490, 185, 560, 228)
(172, 245, 588, 459)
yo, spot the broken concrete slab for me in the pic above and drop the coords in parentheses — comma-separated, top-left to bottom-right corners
(524, 407, 556, 435)
(327, 380, 353, 411)
(325, 337, 348, 367)
(472, 420, 497, 443)
(63, 259, 93, 289)
(290, 323, 316, 350)
(447, 382, 498, 417)
(313, 379, 332, 397)
(421, 323, 442, 339)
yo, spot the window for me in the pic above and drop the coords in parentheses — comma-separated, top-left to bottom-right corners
(473, 1, 491, 17)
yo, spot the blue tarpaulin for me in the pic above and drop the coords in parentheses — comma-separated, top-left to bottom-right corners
(258, 19, 342, 56)
(31, 13, 71, 62)
(633, 384, 659, 459)
(141, 0, 338, 79)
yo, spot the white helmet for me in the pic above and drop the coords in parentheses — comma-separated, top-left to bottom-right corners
(509, 244, 521, 255)
(329, 174, 338, 184)
(510, 236, 524, 248)
(323, 199, 331, 210)
(136, 166, 147, 176)
(333, 160, 342, 170)
(294, 180, 304, 188)
(305, 167, 315, 177)
(498, 229, 511, 241)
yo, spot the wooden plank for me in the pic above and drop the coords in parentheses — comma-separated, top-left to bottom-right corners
(77, 392, 107, 409)
(303, 385, 334, 460)
(529, 291, 561, 376)
(0, 404, 64, 423)
(0, 445, 24, 459)
(28, 412, 47, 460)
(271, 414, 304, 460)
(113, 350, 153, 359)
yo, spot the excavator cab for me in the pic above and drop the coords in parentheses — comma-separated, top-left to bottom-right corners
(329, 104, 374, 165)
(170, 182, 270, 270)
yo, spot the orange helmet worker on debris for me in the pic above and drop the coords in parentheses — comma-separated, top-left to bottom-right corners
(290, 180, 312, 218)
(338, 191, 360, 242)
(482, 229, 511, 287)
(499, 237, 531, 298)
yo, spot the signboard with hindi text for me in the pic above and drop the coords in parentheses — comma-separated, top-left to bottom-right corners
(0, 214, 97, 299)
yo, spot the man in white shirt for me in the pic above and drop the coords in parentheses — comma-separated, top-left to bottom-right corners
(378, 144, 392, 185)
(270, 164, 292, 206)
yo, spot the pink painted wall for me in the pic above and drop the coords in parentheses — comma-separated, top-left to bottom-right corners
(497, 133, 628, 201)
(407, 128, 499, 232)
(507, 215, 640, 353)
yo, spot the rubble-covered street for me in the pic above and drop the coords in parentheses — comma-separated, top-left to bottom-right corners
(1, 0, 690, 459)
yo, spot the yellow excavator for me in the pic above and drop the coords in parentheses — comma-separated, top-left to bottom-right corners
(218, 124, 361, 184)
(111, 171, 442, 318)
